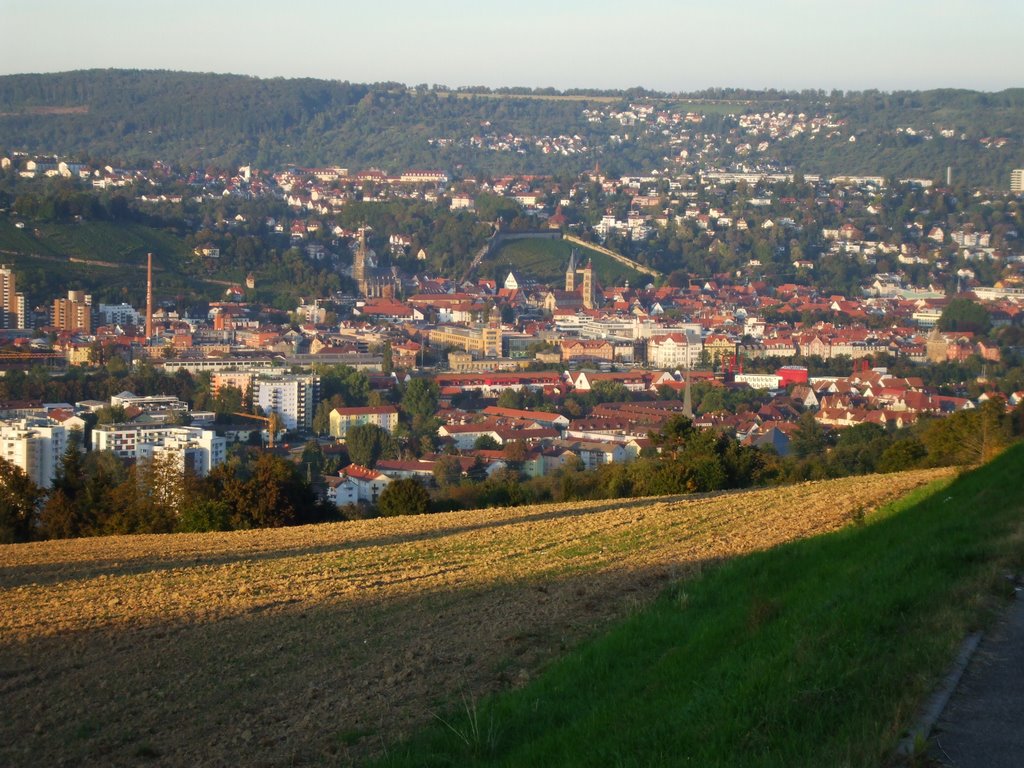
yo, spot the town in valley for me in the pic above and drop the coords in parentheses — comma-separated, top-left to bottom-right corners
(1, 86, 1023, 532)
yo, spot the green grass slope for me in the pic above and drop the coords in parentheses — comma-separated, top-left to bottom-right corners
(380, 445, 1024, 767)
(0, 219, 187, 265)
(490, 237, 646, 287)
(37, 220, 187, 265)
(0, 220, 60, 256)
(0, 218, 204, 302)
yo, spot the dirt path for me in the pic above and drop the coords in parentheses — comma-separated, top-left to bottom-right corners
(0, 469, 950, 767)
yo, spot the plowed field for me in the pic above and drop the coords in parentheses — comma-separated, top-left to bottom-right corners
(0, 469, 950, 767)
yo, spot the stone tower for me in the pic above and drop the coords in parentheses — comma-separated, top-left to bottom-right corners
(682, 369, 693, 419)
(353, 226, 368, 292)
(565, 249, 577, 292)
(581, 258, 595, 309)
(926, 326, 947, 363)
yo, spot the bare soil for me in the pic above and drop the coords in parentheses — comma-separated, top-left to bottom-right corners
(0, 469, 950, 767)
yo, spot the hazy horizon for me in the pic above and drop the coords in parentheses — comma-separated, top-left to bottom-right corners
(2, 66, 1023, 96)
(3, 1, 1022, 94)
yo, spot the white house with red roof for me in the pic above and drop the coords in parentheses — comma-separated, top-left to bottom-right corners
(549, 438, 628, 470)
(437, 422, 504, 450)
(480, 406, 569, 430)
(330, 464, 392, 505)
(570, 371, 653, 393)
(46, 407, 88, 433)
(374, 459, 437, 485)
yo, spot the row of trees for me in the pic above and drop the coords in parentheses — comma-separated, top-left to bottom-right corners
(0, 437, 336, 544)
(399, 399, 1024, 516)
(0, 363, 198, 410)
(5, 396, 1022, 543)
(781, 398, 1024, 482)
(422, 415, 771, 513)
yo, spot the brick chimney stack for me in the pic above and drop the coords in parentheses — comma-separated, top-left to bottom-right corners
(146, 252, 153, 341)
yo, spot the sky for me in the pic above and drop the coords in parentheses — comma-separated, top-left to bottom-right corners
(2, 0, 1022, 93)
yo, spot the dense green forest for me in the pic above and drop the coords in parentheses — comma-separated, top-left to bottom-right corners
(1, 71, 1022, 185)
(767, 90, 1024, 183)
(0, 71, 595, 173)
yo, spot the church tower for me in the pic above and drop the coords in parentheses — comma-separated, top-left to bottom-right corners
(581, 258, 595, 309)
(926, 326, 947, 364)
(353, 226, 369, 294)
(565, 249, 577, 292)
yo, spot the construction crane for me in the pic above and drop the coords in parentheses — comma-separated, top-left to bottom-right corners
(232, 411, 284, 448)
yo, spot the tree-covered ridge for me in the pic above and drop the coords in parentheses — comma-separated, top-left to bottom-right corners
(763, 89, 1024, 184)
(0, 70, 595, 172)
(1, 71, 1022, 185)
(0, 70, 369, 166)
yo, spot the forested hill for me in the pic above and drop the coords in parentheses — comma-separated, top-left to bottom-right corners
(1, 70, 1023, 185)
(0, 70, 594, 173)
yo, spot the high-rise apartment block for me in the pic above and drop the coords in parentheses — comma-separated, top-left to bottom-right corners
(0, 264, 26, 329)
(91, 424, 226, 477)
(254, 374, 320, 431)
(52, 290, 92, 333)
(1012, 169, 1024, 193)
(0, 419, 68, 489)
(97, 303, 142, 327)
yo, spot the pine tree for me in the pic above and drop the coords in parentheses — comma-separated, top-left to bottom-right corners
(0, 458, 44, 543)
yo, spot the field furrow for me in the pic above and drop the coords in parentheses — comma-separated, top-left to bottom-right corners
(0, 469, 950, 767)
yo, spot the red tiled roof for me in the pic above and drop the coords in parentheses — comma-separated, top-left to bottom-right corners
(332, 406, 398, 416)
(481, 406, 566, 423)
(340, 464, 387, 481)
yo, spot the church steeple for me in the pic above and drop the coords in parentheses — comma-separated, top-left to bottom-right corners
(682, 369, 693, 419)
(581, 258, 595, 309)
(565, 249, 577, 292)
(353, 225, 369, 293)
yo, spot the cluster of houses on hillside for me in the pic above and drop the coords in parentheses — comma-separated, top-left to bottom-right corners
(0, 229, 1020, 500)
(318, 359, 1024, 507)
(6, 332, 1021, 507)
(3, 144, 1024, 502)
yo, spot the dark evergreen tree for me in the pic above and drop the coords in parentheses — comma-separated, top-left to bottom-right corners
(377, 478, 431, 517)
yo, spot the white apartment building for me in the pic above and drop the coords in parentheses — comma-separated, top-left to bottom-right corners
(211, 371, 256, 397)
(136, 431, 226, 477)
(733, 373, 784, 390)
(92, 424, 225, 476)
(97, 303, 142, 326)
(329, 406, 400, 438)
(1011, 168, 1024, 194)
(161, 358, 276, 374)
(0, 419, 67, 489)
(634, 321, 703, 341)
(646, 332, 703, 370)
(254, 374, 320, 431)
(110, 391, 189, 414)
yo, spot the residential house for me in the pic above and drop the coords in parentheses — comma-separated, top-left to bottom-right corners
(330, 464, 392, 505)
